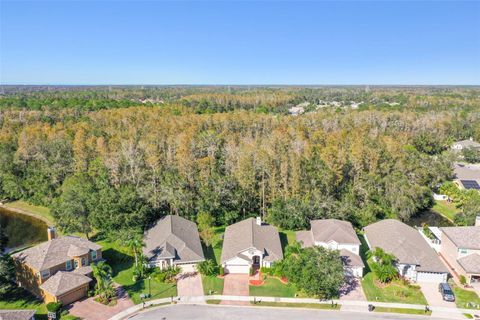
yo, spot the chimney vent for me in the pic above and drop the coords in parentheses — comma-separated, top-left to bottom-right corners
(256, 217, 262, 226)
(47, 227, 56, 241)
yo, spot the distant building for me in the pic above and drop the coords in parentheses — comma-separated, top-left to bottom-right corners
(451, 138, 480, 151)
(453, 163, 480, 190)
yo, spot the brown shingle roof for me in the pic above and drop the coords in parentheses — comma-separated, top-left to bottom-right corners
(310, 219, 360, 244)
(295, 230, 314, 248)
(221, 218, 283, 264)
(39, 271, 91, 296)
(143, 215, 205, 264)
(364, 219, 448, 273)
(0, 310, 36, 320)
(457, 253, 480, 274)
(12, 236, 101, 271)
(440, 226, 480, 250)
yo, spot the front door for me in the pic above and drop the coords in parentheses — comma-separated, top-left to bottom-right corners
(252, 255, 260, 265)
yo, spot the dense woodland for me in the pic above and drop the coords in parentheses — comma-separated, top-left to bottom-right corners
(1, 86, 479, 237)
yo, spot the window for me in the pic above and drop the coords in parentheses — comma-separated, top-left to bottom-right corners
(459, 248, 468, 254)
(74, 259, 79, 269)
(91, 250, 97, 261)
(40, 269, 50, 279)
(81, 257, 86, 266)
(66, 260, 72, 271)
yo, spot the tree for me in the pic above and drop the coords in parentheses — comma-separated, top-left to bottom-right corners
(197, 259, 217, 276)
(367, 248, 398, 283)
(0, 225, 8, 253)
(283, 245, 344, 299)
(92, 261, 116, 303)
(0, 227, 14, 297)
(462, 148, 480, 164)
(197, 212, 215, 246)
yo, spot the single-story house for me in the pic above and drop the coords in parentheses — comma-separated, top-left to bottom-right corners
(12, 228, 101, 305)
(440, 224, 480, 284)
(453, 163, 480, 190)
(221, 217, 283, 274)
(0, 310, 36, 320)
(143, 215, 205, 272)
(364, 219, 449, 283)
(296, 219, 364, 277)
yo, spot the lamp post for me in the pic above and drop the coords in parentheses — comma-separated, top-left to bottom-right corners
(148, 276, 152, 298)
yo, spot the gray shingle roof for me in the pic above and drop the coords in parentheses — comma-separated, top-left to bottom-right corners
(295, 230, 314, 248)
(453, 139, 480, 149)
(364, 219, 448, 273)
(12, 236, 101, 271)
(39, 271, 91, 296)
(441, 226, 480, 250)
(340, 249, 365, 268)
(453, 163, 480, 181)
(457, 253, 480, 274)
(310, 219, 360, 244)
(143, 215, 205, 264)
(0, 310, 36, 320)
(221, 218, 283, 264)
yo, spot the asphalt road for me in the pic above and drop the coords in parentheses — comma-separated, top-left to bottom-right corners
(131, 304, 446, 320)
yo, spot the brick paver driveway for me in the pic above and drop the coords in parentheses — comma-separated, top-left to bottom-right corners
(177, 272, 204, 297)
(339, 277, 366, 301)
(221, 273, 249, 305)
(67, 285, 134, 320)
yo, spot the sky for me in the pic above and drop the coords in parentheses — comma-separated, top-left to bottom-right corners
(1, 0, 479, 85)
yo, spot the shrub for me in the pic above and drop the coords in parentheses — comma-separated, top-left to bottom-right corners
(46, 302, 62, 312)
(249, 267, 254, 276)
(460, 275, 467, 285)
(197, 259, 217, 276)
(219, 266, 224, 276)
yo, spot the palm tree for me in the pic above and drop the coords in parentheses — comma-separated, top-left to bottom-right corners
(92, 261, 115, 303)
(367, 248, 398, 283)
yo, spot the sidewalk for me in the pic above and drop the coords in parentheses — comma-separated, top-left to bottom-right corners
(108, 294, 480, 320)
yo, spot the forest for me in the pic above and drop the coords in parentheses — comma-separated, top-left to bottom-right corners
(0, 85, 479, 237)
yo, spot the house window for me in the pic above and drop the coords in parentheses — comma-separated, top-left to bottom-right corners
(459, 248, 468, 254)
(74, 259, 79, 269)
(81, 257, 86, 266)
(66, 260, 72, 271)
(40, 269, 50, 279)
(91, 250, 97, 261)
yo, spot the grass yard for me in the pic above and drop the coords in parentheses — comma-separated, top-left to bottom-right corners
(250, 277, 297, 298)
(202, 275, 224, 295)
(97, 239, 177, 305)
(206, 299, 222, 304)
(250, 301, 341, 310)
(0, 287, 48, 320)
(3, 200, 54, 226)
(431, 200, 459, 222)
(202, 226, 225, 266)
(374, 306, 432, 316)
(450, 283, 480, 309)
(362, 262, 427, 305)
(279, 229, 296, 250)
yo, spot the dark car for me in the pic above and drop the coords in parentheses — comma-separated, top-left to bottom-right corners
(438, 282, 455, 302)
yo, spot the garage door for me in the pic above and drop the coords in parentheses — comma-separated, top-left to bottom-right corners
(224, 265, 250, 274)
(416, 272, 447, 283)
(178, 263, 197, 272)
(58, 285, 88, 305)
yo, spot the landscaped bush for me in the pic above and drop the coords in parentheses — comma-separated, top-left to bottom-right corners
(197, 259, 218, 276)
(152, 266, 180, 283)
(219, 266, 224, 276)
(46, 301, 62, 313)
(260, 267, 274, 276)
(460, 275, 467, 285)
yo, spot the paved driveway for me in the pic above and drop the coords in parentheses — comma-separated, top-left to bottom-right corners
(177, 272, 204, 297)
(67, 285, 134, 320)
(418, 282, 456, 307)
(339, 277, 366, 301)
(221, 273, 249, 305)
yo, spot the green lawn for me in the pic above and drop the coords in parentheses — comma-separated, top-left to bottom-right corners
(279, 229, 296, 250)
(374, 306, 432, 315)
(97, 239, 177, 305)
(362, 260, 427, 305)
(250, 277, 297, 298)
(202, 226, 225, 265)
(0, 287, 48, 320)
(431, 200, 460, 222)
(450, 283, 480, 309)
(251, 301, 341, 310)
(202, 275, 224, 295)
(3, 200, 54, 225)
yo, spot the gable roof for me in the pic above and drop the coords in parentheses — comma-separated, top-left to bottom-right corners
(364, 219, 448, 273)
(310, 219, 361, 245)
(12, 236, 101, 271)
(143, 215, 205, 264)
(453, 163, 480, 181)
(39, 271, 91, 296)
(457, 253, 480, 274)
(340, 249, 365, 268)
(221, 218, 283, 264)
(0, 310, 36, 320)
(440, 226, 480, 250)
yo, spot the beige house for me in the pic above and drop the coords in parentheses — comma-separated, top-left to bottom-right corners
(296, 219, 364, 277)
(453, 163, 480, 190)
(143, 215, 205, 272)
(12, 228, 102, 305)
(364, 219, 449, 283)
(440, 225, 480, 284)
(221, 217, 283, 274)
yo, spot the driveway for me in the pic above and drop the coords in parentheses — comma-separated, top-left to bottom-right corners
(67, 285, 134, 320)
(221, 273, 249, 305)
(339, 277, 366, 301)
(418, 282, 456, 307)
(177, 272, 204, 297)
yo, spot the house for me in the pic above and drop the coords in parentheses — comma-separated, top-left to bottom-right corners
(296, 219, 364, 277)
(12, 228, 102, 305)
(143, 215, 205, 272)
(440, 222, 480, 285)
(221, 217, 283, 274)
(364, 219, 449, 283)
(453, 163, 480, 190)
(451, 138, 480, 151)
(0, 310, 36, 320)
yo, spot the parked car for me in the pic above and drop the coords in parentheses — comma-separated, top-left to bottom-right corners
(438, 283, 455, 302)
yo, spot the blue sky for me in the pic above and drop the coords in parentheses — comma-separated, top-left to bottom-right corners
(1, 1, 479, 85)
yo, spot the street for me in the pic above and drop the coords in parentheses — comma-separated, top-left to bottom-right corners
(131, 304, 446, 320)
